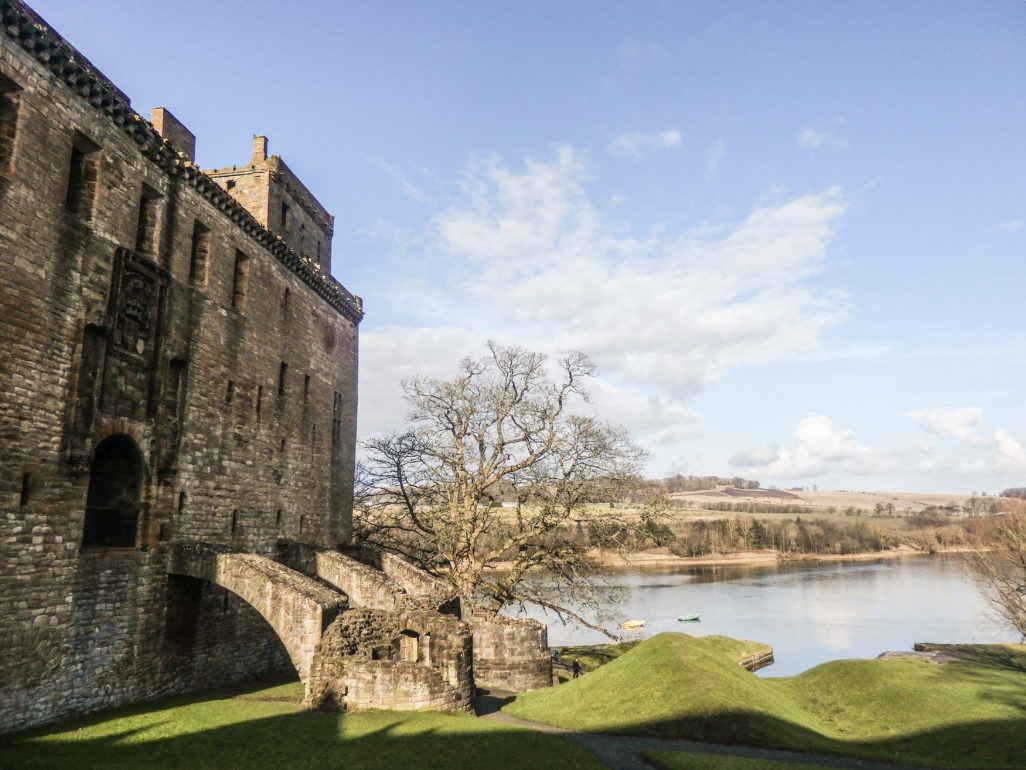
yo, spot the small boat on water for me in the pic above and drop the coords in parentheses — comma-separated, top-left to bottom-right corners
(620, 619, 646, 630)
(677, 613, 701, 622)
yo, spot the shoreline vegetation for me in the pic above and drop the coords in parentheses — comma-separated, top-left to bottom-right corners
(482, 484, 1026, 571)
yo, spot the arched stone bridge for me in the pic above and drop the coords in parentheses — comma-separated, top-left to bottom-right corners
(168, 542, 348, 686)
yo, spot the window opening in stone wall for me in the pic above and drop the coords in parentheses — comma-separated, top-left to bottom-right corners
(299, 515, 305, 536)
(256, 384, 263, 418)
(232, 250, 250, 312)
(303, 374, 310, 402)
(280, 201, 288, 230)
(189, 221, 210, 287)
(177, 492, 186, 515)
(226, 379, 234, 404)
(82, 434, 144, 548)
(281, 287, 290, 310)
(19, 473, 30, 506)
(134, 184, 161, 257)
(279, 362, 288, 395)
(231, 509, 237, 534)
(225, 179, 235, 191)
(158, 524, 168, 541)
(65, 131, 101, 221)
(0, 73, 22, 176)
(275, 509, 282, 528)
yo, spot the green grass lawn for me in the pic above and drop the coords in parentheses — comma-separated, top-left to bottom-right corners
(504, 633, 1026, 769)
(0, 680, 604, 770)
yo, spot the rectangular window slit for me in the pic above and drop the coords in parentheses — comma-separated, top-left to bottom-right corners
(190, 221, 210, 287)
(65, 132, 101, 220)
(19, 473, 30, 506)
(279, 362, 288, 395)
(232, 250, 250, 312)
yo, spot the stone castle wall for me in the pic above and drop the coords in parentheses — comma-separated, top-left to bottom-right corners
(0, 0, 360, 732)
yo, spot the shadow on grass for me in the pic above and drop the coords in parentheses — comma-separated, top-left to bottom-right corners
(584, 708, 1026, 770)
(0, 696, 604, 770)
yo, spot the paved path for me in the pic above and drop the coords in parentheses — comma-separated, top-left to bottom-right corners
(475, 690, 936, 770)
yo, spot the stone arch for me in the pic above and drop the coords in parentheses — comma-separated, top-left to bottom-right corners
(81, 433, 145, 547)
(168, 544, 347, 686)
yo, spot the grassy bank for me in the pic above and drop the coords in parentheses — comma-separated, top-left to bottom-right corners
(0, 680, 604, 770)
(505, 633, 1026, 769)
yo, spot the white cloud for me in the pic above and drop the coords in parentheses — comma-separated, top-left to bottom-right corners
(798, 127, 843, 150)
(434, 147, 849, 402)
(606, 130, 681, 159)
(729, 414, 901, 478)
(997, 219, 1022, 231)
(905, 406, 987, 446)
(906, 407, 1026, 477)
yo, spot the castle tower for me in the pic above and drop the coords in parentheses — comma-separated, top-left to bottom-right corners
(206, 136, 334, 274)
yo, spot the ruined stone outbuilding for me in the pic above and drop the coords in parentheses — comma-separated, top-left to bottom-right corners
(0, 0, 550, 734)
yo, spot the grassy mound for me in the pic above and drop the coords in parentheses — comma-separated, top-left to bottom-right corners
(506, 633, 1026, 769)
(509, 633, 823, 749)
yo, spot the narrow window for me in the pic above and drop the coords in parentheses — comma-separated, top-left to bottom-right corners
(177, 492, 186, 515)
(0, 73, 22, 175)
(280, 436, 287, 455)
(275, 509, 282, 528)
(303, 374, 310, 402)
(65, 132, 101, 220)
(230, 509, 238, 534)
(281, 287, 290, 310)
(189, 221, 210, 287)
(280, 200, 289, 229)
(19, 473, 30, 506)
(135, 184, 161, 256)
(225, 379, 234, 404)
(158, 524, 169, 541)
(232, 250, 250, 312)
(278, 362, 288, 395)
(299, 515, 305, 535)
(256, 384, 262, 417)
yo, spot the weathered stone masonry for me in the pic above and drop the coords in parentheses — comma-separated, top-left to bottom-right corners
(0, 0, 362, 731)
(0, 0, 549, 733)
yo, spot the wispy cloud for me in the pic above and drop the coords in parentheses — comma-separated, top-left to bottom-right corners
(905, 407, 986, 446)
(606, 130, 681, 160)
(798, 127, 844, 150)
(705, 137, 725, 180)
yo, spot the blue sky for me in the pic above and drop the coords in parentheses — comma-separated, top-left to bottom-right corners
(31, 0, 1025, 493)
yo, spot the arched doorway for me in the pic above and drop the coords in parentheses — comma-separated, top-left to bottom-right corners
(81, 434, 144, 548)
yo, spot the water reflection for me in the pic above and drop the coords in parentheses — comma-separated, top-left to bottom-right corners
(516, 555, 1021, 676)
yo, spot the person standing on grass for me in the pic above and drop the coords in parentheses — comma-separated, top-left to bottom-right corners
(572, 658, 581, 678)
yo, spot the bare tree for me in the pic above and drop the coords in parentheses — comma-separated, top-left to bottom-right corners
(355, 342, 649, 635)
(966, 512, 1026, 638)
